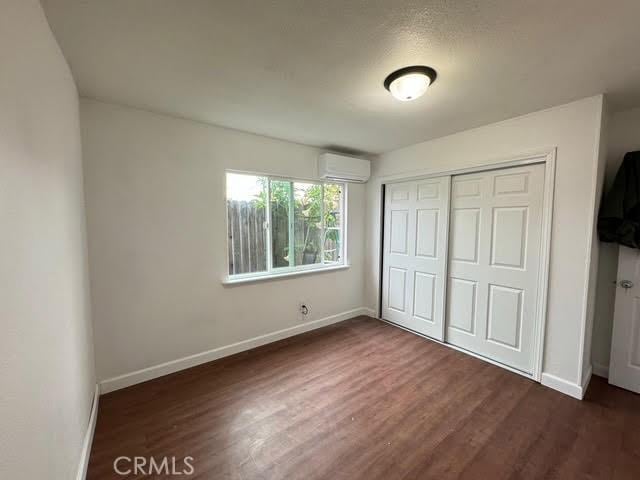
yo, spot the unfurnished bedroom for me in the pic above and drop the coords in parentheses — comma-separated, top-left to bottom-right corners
(3, 1, 640, 479)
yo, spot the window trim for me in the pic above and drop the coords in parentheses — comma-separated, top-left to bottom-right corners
(222, 264, 350, 285)
(223, 171, 347, 283)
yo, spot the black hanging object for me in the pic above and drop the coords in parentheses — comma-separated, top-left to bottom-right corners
(598, 151, 640, 248)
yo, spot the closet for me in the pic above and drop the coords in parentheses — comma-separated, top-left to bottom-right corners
(381, 163, 546, 375)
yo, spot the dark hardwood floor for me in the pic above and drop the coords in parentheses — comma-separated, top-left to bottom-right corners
(88, 316, 640, 479)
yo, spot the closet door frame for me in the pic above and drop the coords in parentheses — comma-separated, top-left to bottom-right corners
(378, 149, 556, 382)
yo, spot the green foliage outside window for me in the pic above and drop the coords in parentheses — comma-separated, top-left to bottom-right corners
(256, 179, 342, 267)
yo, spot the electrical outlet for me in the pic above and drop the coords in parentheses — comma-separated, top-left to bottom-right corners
(298, 301, 310, 321)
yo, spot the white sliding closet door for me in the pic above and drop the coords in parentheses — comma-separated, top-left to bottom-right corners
(382, 176, 451, 340)
(446, 164, 545, 373)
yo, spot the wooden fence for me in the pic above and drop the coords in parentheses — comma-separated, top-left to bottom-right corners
(227, 200, 340, 274)
(227, 200, 267, 275)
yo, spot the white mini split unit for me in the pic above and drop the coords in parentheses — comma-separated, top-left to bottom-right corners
(318, 152, 370, 183)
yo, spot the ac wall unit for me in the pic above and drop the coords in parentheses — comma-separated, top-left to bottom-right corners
(318, 153, 370, 183)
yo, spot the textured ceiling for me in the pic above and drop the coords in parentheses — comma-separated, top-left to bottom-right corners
(43, 0, 640, 154)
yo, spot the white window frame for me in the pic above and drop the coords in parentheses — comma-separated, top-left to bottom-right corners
(223, 171, 348, 285)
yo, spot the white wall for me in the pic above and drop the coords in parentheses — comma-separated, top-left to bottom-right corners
(80, 99, 366, 385)
(580, 98, 608, 385)
(0, 1, 95, 479)
(365, 96, 605, 391)
(591, 106, 640, 375)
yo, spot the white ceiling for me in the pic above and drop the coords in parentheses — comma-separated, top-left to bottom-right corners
(42, 0, 640, 154)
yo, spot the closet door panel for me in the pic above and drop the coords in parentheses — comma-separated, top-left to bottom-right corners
(447, 174, 488, 354)
(382, 183, 413, 326)
(382, 176, 450, 340)
(445, 164, 545, 374)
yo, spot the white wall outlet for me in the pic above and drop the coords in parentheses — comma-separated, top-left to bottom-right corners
(298, 301, 310, 321)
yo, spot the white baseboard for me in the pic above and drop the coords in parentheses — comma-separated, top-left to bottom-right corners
(541, 371, 589, 400)
(363, 307, 378, 318)
(592, 361, 609, 378)
(99, 307, 370, 394)
(76, 384, 99, 480)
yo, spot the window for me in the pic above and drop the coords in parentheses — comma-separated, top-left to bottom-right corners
(226, 172, 345, 280)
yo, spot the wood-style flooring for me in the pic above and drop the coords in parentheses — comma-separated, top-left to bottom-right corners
(88, 316, 640, 479)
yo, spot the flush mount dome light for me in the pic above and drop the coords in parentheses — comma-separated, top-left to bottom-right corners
(384, 66, 437, 102)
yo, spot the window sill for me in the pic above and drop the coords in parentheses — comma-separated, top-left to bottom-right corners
(222, 264, 350, 286)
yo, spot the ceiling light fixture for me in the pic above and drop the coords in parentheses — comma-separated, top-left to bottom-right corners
(384, 66, 437, 102)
